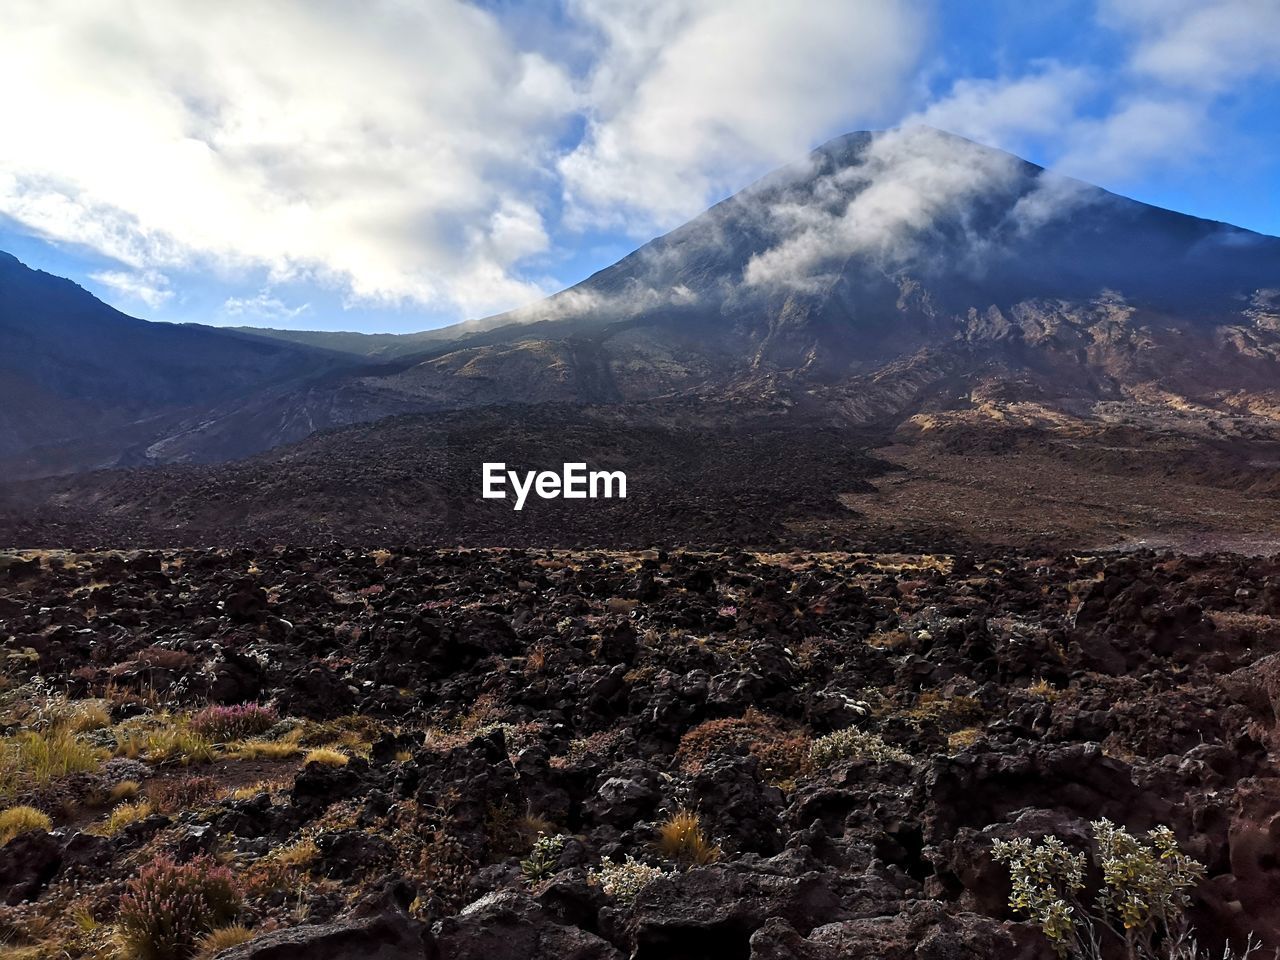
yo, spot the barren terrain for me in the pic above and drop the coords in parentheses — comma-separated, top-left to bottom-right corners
(2, 545, 1280, 957)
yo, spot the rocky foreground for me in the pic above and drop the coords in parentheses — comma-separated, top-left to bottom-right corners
(1, 545, 1279, 958)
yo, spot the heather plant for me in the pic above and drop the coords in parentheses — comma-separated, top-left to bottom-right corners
(116, 854, 240, 960)
(992, 819, 1226, 960)
(808, 726, 911, 766)
(188, 704, 277, 743)
(674, 709, 809, 781)
(148, 776, 220, 814)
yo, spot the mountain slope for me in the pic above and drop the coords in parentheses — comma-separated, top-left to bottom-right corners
(341, 127, 1280, 420)
(0, 252, 359, 476)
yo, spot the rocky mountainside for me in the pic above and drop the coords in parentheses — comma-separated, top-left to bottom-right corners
(341, 127, 1280, 420)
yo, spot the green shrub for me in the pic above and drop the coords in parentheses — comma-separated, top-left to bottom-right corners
(992, 819, 1208, 960)
(808, 726, 911, 766)
(592, 856, 665, 904)
(117, 854, 240, 960)
(520, 833, 566, 884)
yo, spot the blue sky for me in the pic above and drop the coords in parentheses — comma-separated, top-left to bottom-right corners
(0, 0, 1276, 334)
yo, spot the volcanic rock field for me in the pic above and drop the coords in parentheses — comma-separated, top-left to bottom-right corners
(1, 544, 1279, 958)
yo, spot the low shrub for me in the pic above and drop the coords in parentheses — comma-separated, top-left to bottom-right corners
(117, 854, 240, 960)
(520, 833, 566, 884)
(0, 805, 52, 844)
(592, 856, 665, 904)
(992, 819, 1207, 959)
(674, 708, 809, 780)
(808, 726, 911, 766)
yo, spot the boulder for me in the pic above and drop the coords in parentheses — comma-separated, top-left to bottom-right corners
(214, 908, 430, 960)
(432, 891, 621, 960)
(0, 830, 62, 904)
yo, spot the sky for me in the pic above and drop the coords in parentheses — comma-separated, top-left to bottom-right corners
(0, 0, 1277, 334)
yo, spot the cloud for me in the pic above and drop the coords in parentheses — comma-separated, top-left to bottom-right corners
(88, 269, 172, 308)
(0, 0, 574, 318)
(886, 2, 1280, 201)
(222, 291, 310, 321)
(912, 65, 1095, 156)
(558, 0, 927, 233)
(743, 127, 1024, 289)
(1103, 0, 1280, 94)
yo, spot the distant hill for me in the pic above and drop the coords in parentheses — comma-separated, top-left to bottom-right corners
(0, 252, 356, 477)
(225, 325, 461, 360)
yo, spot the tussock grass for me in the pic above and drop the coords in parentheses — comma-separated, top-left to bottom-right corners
(90, 800, 152, 837)
(302, 748, 348, 767)
(0, 728, 104, 798)
(194, 924, 254, 959)
(0, 805, 52, 844)
(655, 809, 720, 866)
(113, 720, 217, 766)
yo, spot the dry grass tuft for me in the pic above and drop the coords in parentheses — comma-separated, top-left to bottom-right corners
(227, 731, 302, 761)
(948, 727, 983, 752)
(1027, 678, 1062, 701)
(91, 800, 153, 836)
(655, 808, 720, 866)
(109, 780, 142, 803)
(0, 728, 103, 798)
(194, 924, 255, 959)
(302, 748, 348, 767)
(0, 805, 52, 844)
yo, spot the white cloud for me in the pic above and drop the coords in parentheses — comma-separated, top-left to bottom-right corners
(743, 127, 1024, 289)
(1055, 97, 1209, 184)
(88, 269, 172, 308)
(912, 64, 1095, 155)
(1103, 0, 1280, 93)
(0, 0, 574, 318)
(222, 291, 310, 321)
(559, 0, 927, 232)
(895, 2, 1279, 192)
